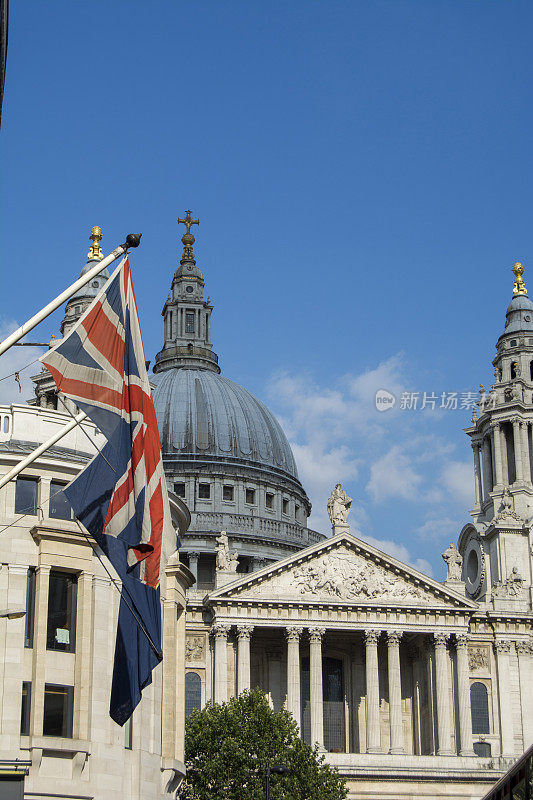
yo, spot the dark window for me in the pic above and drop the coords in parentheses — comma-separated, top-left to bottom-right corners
(473, 741, 491, 757)
(197, 554, 216, 590)
(124, 716, 133, 749)
(198, 483, 211, 499)
(471, 682, 490, 734)
(25, 568, 36, 648)
(510, 339, 517, 347)
(265, 492, 274, 510)
(174, 482, 186, 498)
(47, 572, 77, 653)
(43, 684, 74, 738)
(223, 485, 234, 501)
(282, 498, 289, 515)
(323, 657, 345, 752)
(295, 503, 300, 520)
(20, 682, 31, 735)
(185, 672, 202, 717)
(15, 477, 38, 515)
(245, 488, 255, 505)
(530, 361, 533, 381)
(511, 362, 518, 380)
(49, 481, 72, 520)
(185, 311, 195, 334)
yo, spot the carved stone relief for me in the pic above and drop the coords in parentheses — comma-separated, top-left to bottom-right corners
(237, 546, 437, 603)
(468, 645, 490, 672)
(186, 634, 206, 662)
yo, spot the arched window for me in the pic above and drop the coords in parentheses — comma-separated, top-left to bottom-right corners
(530, 360, 533, 381)
(511, 362, 518, 380)
(185, 672, 201, 718)
(470, 682, 490, 734)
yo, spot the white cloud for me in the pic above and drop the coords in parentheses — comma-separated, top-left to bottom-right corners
(415, 515, 462, 546)
(366, 445, 422, 502)
(0, 320, 45, 405)
(440, 460, 474, 508)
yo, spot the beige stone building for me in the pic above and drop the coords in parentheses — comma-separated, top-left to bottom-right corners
(0, 232, 193, 799)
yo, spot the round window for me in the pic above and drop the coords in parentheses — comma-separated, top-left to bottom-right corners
(92, 281, 99, 288)
(186, 286, 194, 293)
(467, 549, 479, 583)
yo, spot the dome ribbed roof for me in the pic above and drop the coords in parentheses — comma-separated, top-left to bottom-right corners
(152, 368, 298, 479)
(503, 293, 533, 334)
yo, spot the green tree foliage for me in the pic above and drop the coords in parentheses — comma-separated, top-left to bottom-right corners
(178, 688, 347, 800)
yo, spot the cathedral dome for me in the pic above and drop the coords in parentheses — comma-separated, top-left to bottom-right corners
(504, 293, 533, 334)
(152, 368, 299, 481)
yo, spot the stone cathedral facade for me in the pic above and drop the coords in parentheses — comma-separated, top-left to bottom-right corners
(0, 220, 531, 799)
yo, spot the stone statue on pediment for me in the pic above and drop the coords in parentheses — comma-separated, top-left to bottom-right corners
(442, 542, 463, 582)
(215, 531, 239, 573)
(327, 483, 352, 531)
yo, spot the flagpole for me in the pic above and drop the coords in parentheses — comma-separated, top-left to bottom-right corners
(0, 411, 87, 491)
(0, 234, 142, 357)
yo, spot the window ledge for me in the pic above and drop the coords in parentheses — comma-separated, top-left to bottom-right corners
(20, 735, 91, 755)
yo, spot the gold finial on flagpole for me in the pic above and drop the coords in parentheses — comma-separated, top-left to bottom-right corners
(512, 262, 527, 296)
(87, 225, 104, 262)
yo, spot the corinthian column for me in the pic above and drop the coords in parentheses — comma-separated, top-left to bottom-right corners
(309, 628, 325, 749)
(495, 640, 514, 756)
(472, 442, 483, 507)
(365, 630, 381, 753)
(516, 640, 533, 749)
(492, 423, 503, 487)
(455, 635, 474, 756)
(512, 418, 524, 482)
(386, 631, 404, 754)
(286, 628, 301, 728)
(482, 436, 493, 497)
(212, 623, 230, 704)
(236, 625, 253, 694)
(434, 633, 453, 755)
(522, 423, 532, 483)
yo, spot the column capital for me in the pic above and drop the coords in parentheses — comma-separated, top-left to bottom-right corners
(433, 632, 451, 647)
(285, 627, 302, 643)
(495, 639, 511, 654)
(236, 624, 254, 640)
(491, 421, 501, 432)
(188, 550, 200, 560)
(386, 630, 403, 645)
(364, 629, 381, 645)
(456, 633, 470, 649)
(515, 639, 533, 655)
(471, 440, 481, 452)
(211, 622, 231, 640)
(308, 627, 325, 643)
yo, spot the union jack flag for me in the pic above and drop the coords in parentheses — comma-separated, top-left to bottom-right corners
(40, 257, 175, 723)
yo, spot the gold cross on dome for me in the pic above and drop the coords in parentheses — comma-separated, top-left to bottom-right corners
(178, 210, 199, 234)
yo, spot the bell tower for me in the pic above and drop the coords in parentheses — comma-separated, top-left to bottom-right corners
(459, 262, 533, 609)
(153, 212, 219, 374)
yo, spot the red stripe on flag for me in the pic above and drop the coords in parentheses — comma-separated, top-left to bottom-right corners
(81, 300, 125, 375)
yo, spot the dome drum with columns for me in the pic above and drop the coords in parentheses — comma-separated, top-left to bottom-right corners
(151, 214, 322, 588)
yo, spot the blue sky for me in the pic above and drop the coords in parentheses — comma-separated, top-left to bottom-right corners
(1, 1, 533, 577)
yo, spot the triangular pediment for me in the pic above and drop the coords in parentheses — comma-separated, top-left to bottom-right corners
(208, 532, 477, 609)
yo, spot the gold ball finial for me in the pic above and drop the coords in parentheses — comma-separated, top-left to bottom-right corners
(513, 261, 527, 296)
(87, 225, 104, 261)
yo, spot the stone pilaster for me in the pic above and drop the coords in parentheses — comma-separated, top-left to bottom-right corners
(74, 570, 93, 740)
(516, 639, 533, 749)
(309, 627, 325, 749)
(212, 623, 230, 705)
(386, 631, 404, 754)
(285, 627, 301, 728)
(434, 633, 453, 755)
(30, 564, 51, 736)
(495, 640, 515, 756)
(236, 625, 253, 695)
(365, 630, 381, 754)
(482, 436, 493, 498)
(455, 635, 474, 756)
